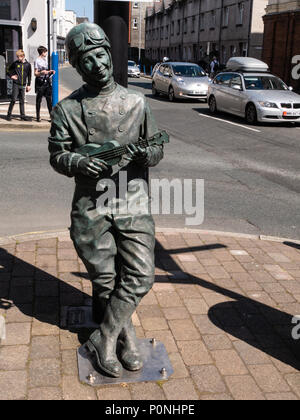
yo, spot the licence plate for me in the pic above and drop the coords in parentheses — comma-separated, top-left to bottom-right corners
(285, 112, 300, 116)
(193, 91, 205, 95)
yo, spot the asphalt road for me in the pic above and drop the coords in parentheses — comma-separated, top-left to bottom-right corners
(0, 69, 299, 239)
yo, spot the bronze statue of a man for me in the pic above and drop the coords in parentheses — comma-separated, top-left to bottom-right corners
(48, 23, 166, 378)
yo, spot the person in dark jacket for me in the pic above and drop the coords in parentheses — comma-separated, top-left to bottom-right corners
(34, 46, 55, 122)
(7, 50, 32, 121)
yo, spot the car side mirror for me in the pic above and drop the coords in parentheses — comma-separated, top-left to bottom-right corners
(165, 72, 171, 77)
(232, 84, 242, 91)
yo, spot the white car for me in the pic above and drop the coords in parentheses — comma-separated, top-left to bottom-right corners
(128, 61, 140, 78)
(208, 57, 300, 124)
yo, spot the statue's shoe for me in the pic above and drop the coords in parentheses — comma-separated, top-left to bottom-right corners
(87, 330, 122, 378)
(119, 345, 143, 371)
(118, 321, 143, 372)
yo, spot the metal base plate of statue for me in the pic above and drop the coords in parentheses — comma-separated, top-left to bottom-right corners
(77, 338, 174, 386)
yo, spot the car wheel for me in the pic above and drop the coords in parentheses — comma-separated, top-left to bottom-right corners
(209, 96, 217, 114)
(152, 84, 158, 97)
(245, 103, 257, 125)
(168, 87, 175, 102)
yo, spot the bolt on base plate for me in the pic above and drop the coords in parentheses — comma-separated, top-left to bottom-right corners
(77, 338, 174, 386)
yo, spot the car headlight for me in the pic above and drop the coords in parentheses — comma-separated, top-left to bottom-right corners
(258, 101, 278, 108)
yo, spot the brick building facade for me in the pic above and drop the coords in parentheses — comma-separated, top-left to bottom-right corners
(262, 1, 300, 91)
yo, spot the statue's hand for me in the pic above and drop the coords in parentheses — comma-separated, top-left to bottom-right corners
(126, 144, 148, 165)
(77, 157, 108, 179)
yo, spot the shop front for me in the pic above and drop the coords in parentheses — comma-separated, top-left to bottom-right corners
(0, 0, 23, 100)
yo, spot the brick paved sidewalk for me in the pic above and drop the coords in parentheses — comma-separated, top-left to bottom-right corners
(0, 230, 300, 400)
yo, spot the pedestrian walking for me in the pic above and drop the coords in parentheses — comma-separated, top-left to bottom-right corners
(6, 50, 32, 121)
(210, 56, 220, 78)
(34, 46, 55, 122)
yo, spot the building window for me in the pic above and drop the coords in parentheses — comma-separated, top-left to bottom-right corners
(199, 13, 205, 30)
(223, 7, 229, 27)
(165, 24, 169, 39)
(132, 18, 138, 29)
(171, 21, 174, 35)
(191, 16, 195, 33)
(230, 45, 236, 57)
(183, 18, 187, 34)
(239, 42, 248, 56)
(177, 19, 180, 35)
(210, 11, 216, 29)
(0, 0, 21, 20)
(237, 2, 244, 25)
(160, 27, 164, 40)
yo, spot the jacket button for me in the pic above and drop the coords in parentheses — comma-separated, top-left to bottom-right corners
(120, 95, 126, 100)
(89, 128, 96, 135)
(119, 110, 125, 115)
(118, 126, 124, 132)
(88, 111, 96, 116)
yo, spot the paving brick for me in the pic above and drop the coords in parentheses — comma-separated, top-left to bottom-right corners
(225, 375, 265, 400)
(176, 285, 201, 298)
(192, 315, 223, 335)
(0, 370, 27, 400)
(162, 307, 190, 320)
(265, 392, 298, 400)
(168, 352, 189, 378)
(144, 330, 178, 353)
(60, 329, 81, 350)
(5, 304, 32, 323)
(205, 266, 230, 279)
(31, 320, 59, 336)
(36, 255, 57, 269)
(177, 340, 212, 366)
(137, 305, 164, 319)
(16, 241, 36, 252)
(285, 374, 300, 397)
(28, 387, 62, 400)
(202, 334, 232, 351)
(30, 336, 60, 360)
(200, 393, 233, 400)
(152, 280, 175, 292)
(183, 298, 209, 315)
(97, 385, 132, 400)
(37, 248, 57, 255)
(130, 382, 165, 400)
(233, 341, 272, 365)
(168, 319, 200, 341)
(212, 350, 248, 376)
(58, 260, 79, 273)
(57, 249, 78, 260)
(9, 286, 34, 303)
(62, 375, 96, 400)
(36, 238, 57, 248)
(140, 289, 158, 305)
(163, 378, 199, 400)
(248, 364, 290, 393)
(140, 317, 169, 331)
(0, 345, 29, 370)
(155, 291, 183, 308)
(35, 280, 59, 297)
(190, 365, 226, 394)
(61, 349, 78, 375)
(2, 322, 31, 345)
(29, 358, 61, 388)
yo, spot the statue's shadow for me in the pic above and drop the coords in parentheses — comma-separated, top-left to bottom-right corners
(0, 239, 300, 371)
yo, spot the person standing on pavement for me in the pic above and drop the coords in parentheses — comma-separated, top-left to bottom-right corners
(34, 46, 55, 122)
(7, 50, 32, 121)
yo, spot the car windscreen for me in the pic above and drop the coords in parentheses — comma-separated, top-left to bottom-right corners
(244, 76, 288, 91)
(172, 65, 206, 77)
(128, 61, 136, 67)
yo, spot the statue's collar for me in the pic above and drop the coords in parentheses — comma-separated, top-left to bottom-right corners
(83, 82, 117, 97)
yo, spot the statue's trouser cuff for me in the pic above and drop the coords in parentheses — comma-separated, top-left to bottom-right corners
(70, 186, 155, 308)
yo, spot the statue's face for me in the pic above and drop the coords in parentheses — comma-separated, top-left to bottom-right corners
(79, 46, 113, 87)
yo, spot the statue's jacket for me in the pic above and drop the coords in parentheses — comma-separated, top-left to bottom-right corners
(48, 83, 164, 189)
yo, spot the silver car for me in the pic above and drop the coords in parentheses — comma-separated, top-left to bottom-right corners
(208, 70, 300, 124)
(128, 60, 140, 78)
(152, 62, 211, 102)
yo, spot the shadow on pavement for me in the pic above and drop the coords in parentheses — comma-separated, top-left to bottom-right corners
(1, 239, 299, 371)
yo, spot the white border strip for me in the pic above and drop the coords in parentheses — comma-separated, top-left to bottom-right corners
(198, 112, 261, 133)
